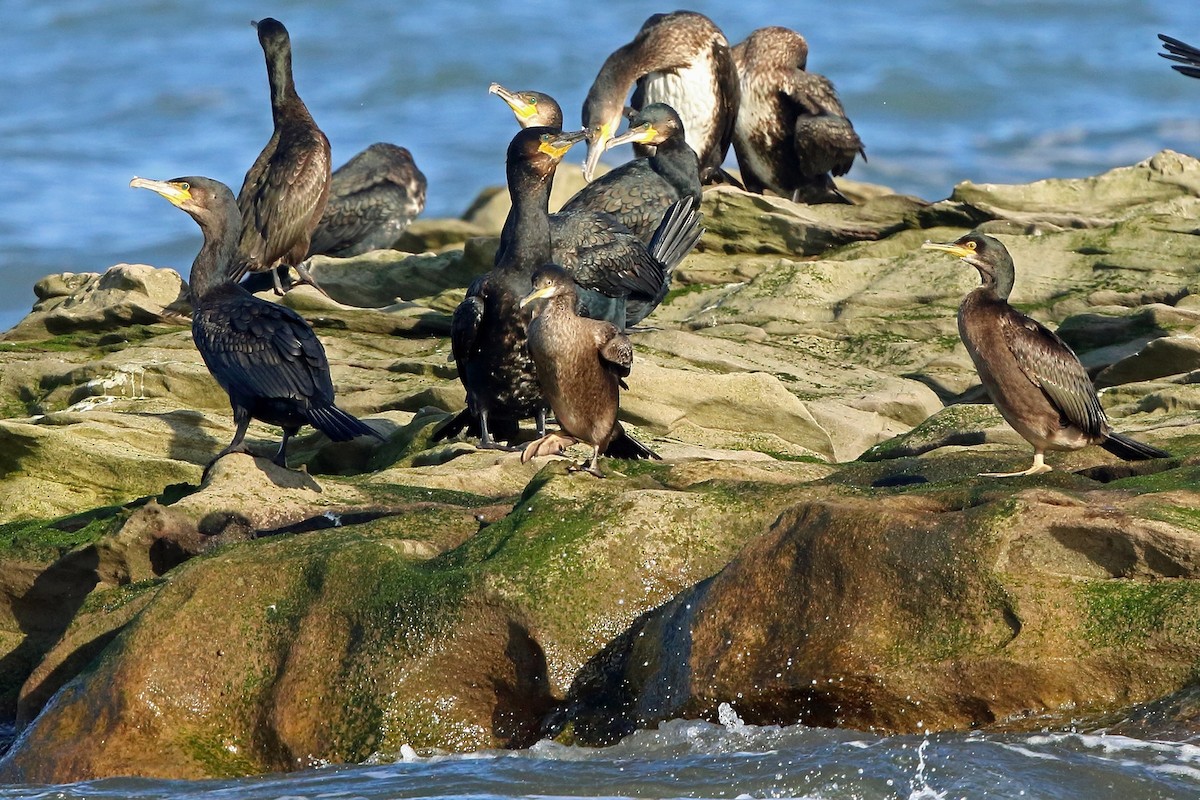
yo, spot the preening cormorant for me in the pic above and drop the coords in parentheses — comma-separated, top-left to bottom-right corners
(441, 127, 588, 449)
(234, 18, 332, 294)
(1159, 34, 1200, 79)
(520, 265, 659, 476)
(130, 176, 380, 477)
(581, 10, 739, 185)
(307, 143, 427, 258)
(489, 83, 564, 130)
(732, 26, 865, 204)
(922, 233, 1169, 477)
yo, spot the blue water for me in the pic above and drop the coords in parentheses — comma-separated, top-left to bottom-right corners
(2, 0, 1200, 332)
(3, 1, 1200, 795)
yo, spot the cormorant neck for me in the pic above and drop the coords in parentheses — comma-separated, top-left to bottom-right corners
(497, 163, 553, 270)
(651, 137, 701, 191)
(188, 203, 242, 298)
(977, 262, 1015, 301)
(265, 47, 300, 123)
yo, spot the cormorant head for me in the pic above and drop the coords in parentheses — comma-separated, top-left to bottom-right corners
(252, 17, 290, 53)
(490, 83, 564, 130)
(606, 103, 685, 150)
(922, 232, 1017, 298)
(130, 176, 237, 227)
(519, 264, 576, 308)
(581, 92, 624, 184)
(508, 127, 587, 181)
(738, 26, 809, 70)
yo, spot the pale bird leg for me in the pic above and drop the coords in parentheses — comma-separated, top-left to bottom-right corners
(980, 451, 1052, 478)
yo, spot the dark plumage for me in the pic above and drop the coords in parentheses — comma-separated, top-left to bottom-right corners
(582, 10, 739, 185)
(519, 265, 659, 476)
(234, 18, 331, 294)
(441, 127, 587, 449)
(130, 176, 380, 477)
(923, 233, 1169, 477)
(732, 26, 865, 204)
(561, 103, 702, 243)
(307, 143, 427, 258)
(1159, 34, 1200, 79)
(490, 83, 564, 130)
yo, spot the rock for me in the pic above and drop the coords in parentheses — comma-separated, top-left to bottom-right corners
(1095, 335, 1200, 388)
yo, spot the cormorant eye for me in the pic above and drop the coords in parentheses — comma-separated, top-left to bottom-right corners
(179, 182, 190, 191)
(527, 96, 537, 105)
(966, 240, 977, 250)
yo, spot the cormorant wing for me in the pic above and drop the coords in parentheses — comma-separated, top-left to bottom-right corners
(597, 324, 634, 382)
(1160, 34, 1200, 78)
(783, 72, 865, 178)
(552, 212, 666, 300)
(247, 133, 331, 265)
(194, 290, 334, 406)
(451, 278, 488, 365)
(1000, 309, 1108, 438)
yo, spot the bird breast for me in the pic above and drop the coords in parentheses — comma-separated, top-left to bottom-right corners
(639, 56, 720, 160)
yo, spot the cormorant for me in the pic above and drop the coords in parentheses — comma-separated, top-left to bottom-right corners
(307, 143, 427, 258)
(520, 265, 659, 476)
(130, 176, 380, 477)
(581, 10, 739, 185)
(561, 103, 703, 243)
(234, 18, 331, 294)
(923, 233, 1169, 477)
(732, 26, 865, 204)
(442, 127, 588, 449)
(489, 83, 564, 129)
(1159, 34, 1200, 78)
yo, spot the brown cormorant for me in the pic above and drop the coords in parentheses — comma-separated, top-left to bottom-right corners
(732, 26, 865, 204)
(520, 265, 659, 476)
(441, 127, 587, 449)
(234, 18, 332, 294)
(130, 175, 380, 477)
(923, 232, 1169, 477)
(1159, 34, 1200, 78)
(489, 83, 564, 129)
(581, 10, 739, 185)
(307, 143, 427, 258)
(562, 103, 702, 243)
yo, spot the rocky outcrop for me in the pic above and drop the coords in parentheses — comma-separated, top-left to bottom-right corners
(1, 152, 1200, 781)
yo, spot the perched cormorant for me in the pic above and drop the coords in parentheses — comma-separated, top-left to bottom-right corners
(923, 233, 1169, 477)
(1159, 34, 1200, 79)
(581, 10, 739, 185)
(561, 103, 702, 243)
(130, 176, 380, 477)
(732, 26, 865, 204)
(234, 18, 332, 294)
(520, 265, 659, 476)
(489, 83, 564, 130)
(442, 127, 588, 449)
(307, 143, 427, 258)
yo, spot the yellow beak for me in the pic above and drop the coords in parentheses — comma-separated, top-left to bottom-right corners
(519, 284, 559, 308)
(604, 123, 657, 151)
(489, 82, 536, 120)
(130, 177, 191, 207)
(921, 240, 974, 259)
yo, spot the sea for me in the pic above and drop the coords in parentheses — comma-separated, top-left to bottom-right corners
(3, 0, 1200, 797)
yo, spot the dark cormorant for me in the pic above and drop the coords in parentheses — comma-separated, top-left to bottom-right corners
(234, 18, 332, 294)
(307, 143, 427, 258)
(489, 83, 564, 129)
(923, 233, 1169, 477)
(130, 176, 380, 477)
(732, 26, 865, 204)
(562, 102, 702, 243)
(442, 127, 587, 449)
(520, 265, 659, 476)
(1159, 34, 1200, 78)
(581, 10, 739, 186)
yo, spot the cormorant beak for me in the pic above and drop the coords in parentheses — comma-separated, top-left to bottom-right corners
(538, 129, 586, 160)
(130, 177, 191, 207)
(922, 240, 975, 260)
(489, 83, 537, 122)
(582, 121, 615, 183)
(519, 284, 559, 308)
(250, 19, 259, 29)
(604, 122, 657, 151)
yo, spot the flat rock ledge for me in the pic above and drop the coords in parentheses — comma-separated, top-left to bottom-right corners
(1, 152, 1199, 781)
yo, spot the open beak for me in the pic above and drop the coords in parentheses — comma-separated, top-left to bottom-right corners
(582, 121, 615, 183)
(520, 284, 559, 308)
(130, 177, 191, 207)
(921, 240, 974, 259)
